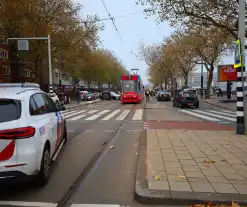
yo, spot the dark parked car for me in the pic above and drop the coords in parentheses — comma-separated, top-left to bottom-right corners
(83, 92, 95, 101)
(157, 91, 171, 101)
(101, 91, 111, 100)
(173, 91, 199, 108)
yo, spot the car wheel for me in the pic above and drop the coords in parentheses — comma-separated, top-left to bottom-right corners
(195, 103, 199, 108)
(34, 144, 51, 186)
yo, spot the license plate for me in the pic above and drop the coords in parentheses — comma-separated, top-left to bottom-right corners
(188, 103, 193, 106)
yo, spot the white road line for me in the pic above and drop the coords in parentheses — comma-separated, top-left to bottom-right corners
(116, 110, 130, 120)
(63, 110, 77, 115)
(194, 110, 235, 121)
(218, 121, 231, 124)
(85, 110, 111, 120)
(68, 110, 98, 121)
(206, 110, 236, 117)
(132, 109, 143, 120)
(0, 201, 56, 207)
(65, 111, 85, 118)
(71, 205, 120, 207)
(220, 109, 236, 115)
(101, 109, 120, 120)
(179, 110, 219, 121)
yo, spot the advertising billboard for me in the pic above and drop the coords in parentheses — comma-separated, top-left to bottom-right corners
(217, 64, 237, 82)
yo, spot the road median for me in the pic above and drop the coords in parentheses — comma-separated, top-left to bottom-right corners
(135, 127, 247, 205)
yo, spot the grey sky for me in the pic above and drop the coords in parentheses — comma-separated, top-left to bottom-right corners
(77, 0, 174, 84)
(77, 0, 233, 84)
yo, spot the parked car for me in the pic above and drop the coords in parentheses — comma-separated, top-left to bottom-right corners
(83, 92, 95, 101)
(157, 90, 171, 101)
(173, 91, 199, 108)
(110, 91, 120, 100)
(101, 91, 111, 100)
(79, 91, 88, 100)
(0, 83, 67, 186)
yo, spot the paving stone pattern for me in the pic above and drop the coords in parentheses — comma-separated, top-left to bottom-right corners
(147, 129, 247, 194)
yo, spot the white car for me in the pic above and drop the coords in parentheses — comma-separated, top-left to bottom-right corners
(0, 83, 67, 186)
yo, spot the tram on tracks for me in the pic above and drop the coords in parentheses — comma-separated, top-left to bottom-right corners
(120, 75, 144, 103)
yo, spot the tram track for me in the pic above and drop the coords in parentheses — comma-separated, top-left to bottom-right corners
(56, 103, 137, 207)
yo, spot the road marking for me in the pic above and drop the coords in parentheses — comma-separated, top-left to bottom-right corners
(63, 110, 77, 115)
(65, 111, 86, 118)
(101, 109, 120, 120)
(71, 205, 121, 207)
(132, 109, 143, 120)
(179, 110, 219, 121)
(67, 129, 74, 133)
(69, 110, 98, 121)
(0, 201, 56, 206)
(85, 110, 110, 120)
(218, 121, 231, 124)
(220, 109, 236, 115)
(206, 110, 236, 117)
(194, 110, 235, 121)
(116, 110, 130, 120)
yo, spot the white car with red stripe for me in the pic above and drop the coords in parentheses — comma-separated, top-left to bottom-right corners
(0, 83, 67, 186)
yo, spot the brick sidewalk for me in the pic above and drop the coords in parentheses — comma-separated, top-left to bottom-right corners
(135, 128, 247, 205)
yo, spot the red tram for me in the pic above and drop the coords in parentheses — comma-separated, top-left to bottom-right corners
(120, 75, 143, 103)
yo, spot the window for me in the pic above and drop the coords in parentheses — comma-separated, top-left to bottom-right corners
(122, 80, 138, 92)
(0, 99, 21, 123)
(0, 49, 8, 59)
(29, 97, 38, 115)
(2, 66, 10, 76)
(32, 93, 47, 115)
(25, 69, 31, 77)
(42, 93, 57, 113)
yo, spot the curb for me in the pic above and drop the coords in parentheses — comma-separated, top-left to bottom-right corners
(66, 100, 101, 110)
(134, 131, 247, 205)
(201, 99, 235, 111)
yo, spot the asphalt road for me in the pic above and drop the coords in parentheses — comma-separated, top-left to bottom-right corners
(0, 97, 235, 207)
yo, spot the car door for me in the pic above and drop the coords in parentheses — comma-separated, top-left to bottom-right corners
(30, 93, 54, 162)
(41, 93, 61, 155)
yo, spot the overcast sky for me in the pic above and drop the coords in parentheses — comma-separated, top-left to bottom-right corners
(77, 0, 233, 84)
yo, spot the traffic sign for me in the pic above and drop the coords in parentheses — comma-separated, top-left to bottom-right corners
(234, 39, 242, 68)
(18, 40, 29, 51)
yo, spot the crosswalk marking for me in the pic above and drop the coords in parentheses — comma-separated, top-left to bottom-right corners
(68, 110, 98, 121)
(116, 110, 130, 120)
(0, 201, 126, 207)
(206, 110, 236, 117)
(65, 111, 86, 118)
(194, 110, 235, 121)
(63, 110, 77, 115)
(101, 109, 120, 120)
(132, 109, 143, 120)
(179, 110, 219, 121)
(220, 109, 236, 115)
(85, 110, 111, 120)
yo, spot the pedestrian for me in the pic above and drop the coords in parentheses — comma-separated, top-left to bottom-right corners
(76, 90, 80, 104)
(145, 89, 150, 101)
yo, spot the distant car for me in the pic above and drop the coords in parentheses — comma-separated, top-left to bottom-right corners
(79, 91, 88, 100)
(101, 91, 111, 100)
(173, 91, 199, 108)
(157, 91, 171, 101)
(83, 92, 95, 101)
(110, 91, 120, 100)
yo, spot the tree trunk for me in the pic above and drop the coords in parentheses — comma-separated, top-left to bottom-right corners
(164, 77, 168, 89)
(183, 71, 189, 87)
(206, 69, 213, 99)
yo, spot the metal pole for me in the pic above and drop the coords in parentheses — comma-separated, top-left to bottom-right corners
(236, 0, 245, 135)
(201, 61, 203, 98)
(48, 34, 53, 95)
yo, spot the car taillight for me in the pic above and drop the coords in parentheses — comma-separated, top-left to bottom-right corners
(0, 127, 36, 139)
